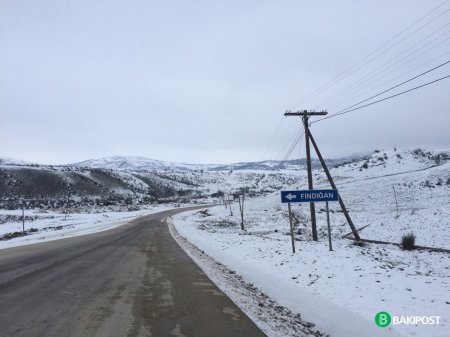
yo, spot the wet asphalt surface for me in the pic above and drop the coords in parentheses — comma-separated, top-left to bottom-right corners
(0, 208, 266, 337)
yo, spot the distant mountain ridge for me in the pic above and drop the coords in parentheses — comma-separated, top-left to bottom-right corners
(70, 156, 211, 172)
(1, 148, 448, 210)
(0, 157, 34, 166)
(0, 153, 372, 172)
(68, 154, 371, 172)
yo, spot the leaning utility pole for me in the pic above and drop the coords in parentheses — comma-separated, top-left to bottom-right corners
(285, 110, 327, 241)
(308, 130, 360, 241)
(284, 109, 361, 241)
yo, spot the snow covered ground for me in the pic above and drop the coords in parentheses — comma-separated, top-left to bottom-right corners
(1, 148, 448, 336)
(0, 205, 175, 249)
(171, 149, 450, 337)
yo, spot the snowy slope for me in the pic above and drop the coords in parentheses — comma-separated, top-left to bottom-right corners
(0, 165, 202, 209)
(0, 157, 36, 166)
(70, 156, 213, 171)
(0, 205, 174, 249)
(68, 154, 370, 172)
(172, 148, 450, 337)
(1, 147, 448, 336)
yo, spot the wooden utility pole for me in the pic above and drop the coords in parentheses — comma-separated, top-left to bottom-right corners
(284, 109, 361, 241)
(285, 110, 327, 241)
(227, 195, 233, 216)
(238, 193, 245, 230)
(393, 186, 399, 213)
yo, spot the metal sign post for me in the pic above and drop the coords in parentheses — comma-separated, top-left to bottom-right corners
(287, 203, 296, 253)
(326, 201, 332, 251)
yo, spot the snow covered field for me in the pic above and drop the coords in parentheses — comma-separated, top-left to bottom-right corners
(172, 149, 450, 337)
(0, 205, 175, 249)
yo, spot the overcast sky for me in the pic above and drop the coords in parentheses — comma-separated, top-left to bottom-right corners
(1, 0, 449, 165)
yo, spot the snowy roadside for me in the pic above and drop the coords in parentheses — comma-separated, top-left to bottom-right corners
(0, 205, 178, 249)
(171, 201, 449, 337)
(168, 216, 328, 337)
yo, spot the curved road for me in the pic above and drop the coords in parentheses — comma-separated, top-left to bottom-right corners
(0, 208, 266, 337)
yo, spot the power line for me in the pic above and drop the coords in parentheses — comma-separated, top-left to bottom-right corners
(314, 24, 450, 111)
(324, 50, 450, 111)
(283, 130, 304, 162)
(261, 118, 285, 161)
(328, 60, 450, 115)
(290, 0, 449, 109)
(278, 128, 301, 160)
(313, 74, 450, 123)
(271, 2, 449, 166)
(276, 129, 305, 170)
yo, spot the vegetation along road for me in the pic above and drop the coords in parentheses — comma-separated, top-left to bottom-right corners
(0, 207, 266, 337)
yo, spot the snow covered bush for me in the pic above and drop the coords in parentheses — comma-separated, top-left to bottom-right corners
(401, 232, 416, 250)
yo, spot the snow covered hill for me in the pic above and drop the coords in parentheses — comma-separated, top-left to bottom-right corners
(1, 148, 447, 211)
(68, 153, 370, 172)
(171, 148, 450, 337)
(0, 161, 301, 210)
(70, 156, 212, 172)
(0, 165, 200, 209)
(0, 157, 35, 166)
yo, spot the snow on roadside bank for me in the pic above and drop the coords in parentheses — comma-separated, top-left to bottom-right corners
(171, 201, 449, 337)
(0, 205, 175, 249)
(168, 217, 327, 337)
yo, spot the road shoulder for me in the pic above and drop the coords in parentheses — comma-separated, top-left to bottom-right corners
(168, 216, 325, 337)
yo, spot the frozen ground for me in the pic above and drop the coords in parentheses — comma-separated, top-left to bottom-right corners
(0, 205, 176, 249)
(171, 149, 450, 337)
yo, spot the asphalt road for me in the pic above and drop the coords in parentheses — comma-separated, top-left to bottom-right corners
(0, 208, 266, 337)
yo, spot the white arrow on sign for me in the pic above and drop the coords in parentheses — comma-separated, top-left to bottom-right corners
(285, 193, 296, 201)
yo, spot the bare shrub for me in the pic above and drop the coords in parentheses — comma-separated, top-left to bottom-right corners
(401, 232, 416, 250)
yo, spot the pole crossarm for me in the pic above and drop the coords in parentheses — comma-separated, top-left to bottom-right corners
(284, 110, 328, 117)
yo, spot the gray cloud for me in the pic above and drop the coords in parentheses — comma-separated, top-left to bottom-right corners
(1, 0, 449, 164)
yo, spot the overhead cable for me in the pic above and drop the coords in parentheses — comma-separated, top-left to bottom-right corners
(313, 74, 450, 123)
(290, 0, 449, 109)
(328, 60, 450, 115)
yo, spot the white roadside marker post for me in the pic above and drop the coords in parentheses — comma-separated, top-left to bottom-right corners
(22, 203, 25, 233)
(326, 201, 333, 251)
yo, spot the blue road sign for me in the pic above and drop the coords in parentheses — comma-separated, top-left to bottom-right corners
(281, 189, 339, 203)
